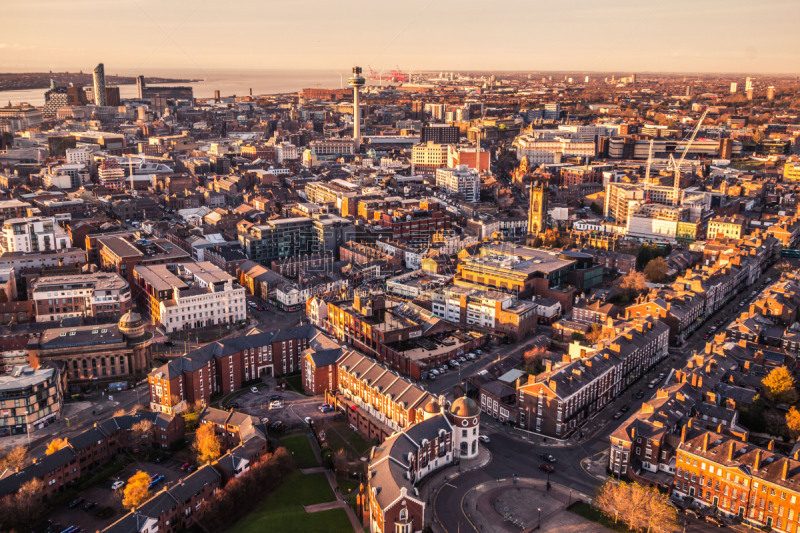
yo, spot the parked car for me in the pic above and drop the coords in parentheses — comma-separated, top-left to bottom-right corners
(429, 369, 439, 376)
(270, 421, 285, 432)
(111, 480, 125, 490)
(181, 462, 191, 471)
(269, 400, 283, 410)
(270, 395, 282, 402)
(539, 463, 555, 473)
(620, 404, 630, 412)
(612, 411, 624, 420)
(83, 502, 97, 512)
(304, 416, 313, 426)
(68, 498, 85, 509)
(449, 361, 460, 368)
(704, 515, 725, 527)
(635, 390, 645, 399)
(318, 403, 331, 412)
(466, 353, 476, 360)
(539, 453, 556, 463)
(148, 475, 165, 489)
(251, 386, 259, 393)
(685, 508, 701, 519)
(428, 374, 437, 381)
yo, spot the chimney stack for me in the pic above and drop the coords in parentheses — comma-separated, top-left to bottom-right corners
(768, 440, 775, 451)
(794, 450, 800, 461)
(728, 441, 735, 462)
(702, 433, 710, 452)
(681, 424, 687, 443)
(783, 459, 790, 481)
(754, 449, 762, 470)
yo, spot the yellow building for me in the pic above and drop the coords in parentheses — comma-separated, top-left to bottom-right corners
(783, 161, 800, 181)
(706, 216, 746, 240)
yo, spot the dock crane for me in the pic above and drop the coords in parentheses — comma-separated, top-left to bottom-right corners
(669, 109, 708, 206)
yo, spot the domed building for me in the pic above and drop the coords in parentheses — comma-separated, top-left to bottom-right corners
(449, 395, 481, 459)
(28, 308, 154, 391)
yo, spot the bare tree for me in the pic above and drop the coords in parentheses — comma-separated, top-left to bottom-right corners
(0, 478, 45, 530)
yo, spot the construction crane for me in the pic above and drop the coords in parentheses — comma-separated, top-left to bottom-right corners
(644, 139, 654, 203)
(669, 109, 708, 206)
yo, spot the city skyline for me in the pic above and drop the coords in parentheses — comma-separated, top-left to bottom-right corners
(3, 0, 799, 74)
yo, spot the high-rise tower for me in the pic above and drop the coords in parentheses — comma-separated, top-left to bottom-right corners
(93, 63, 106, 106)
(526, 181, 548, 245)
(348, 66, 365, 149)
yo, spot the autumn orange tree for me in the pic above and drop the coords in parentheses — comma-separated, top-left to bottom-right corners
(0, 445, 27, 472)
(122, 471, 152, 510)
(643, 257, 669, 283)
(762, 366, 798, 404)
(787, 407, 800, 438)
(594, 479, 679, 533)
(193, 423, 222, 464)
(45, 437, 69, 455)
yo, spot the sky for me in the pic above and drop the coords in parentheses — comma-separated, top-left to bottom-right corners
(2, 0, 799, 75)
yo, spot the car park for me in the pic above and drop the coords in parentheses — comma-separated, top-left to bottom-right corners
(538, 463, 555, 473)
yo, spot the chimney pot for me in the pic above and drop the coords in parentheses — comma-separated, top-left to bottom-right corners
(702, 433, 710, 451)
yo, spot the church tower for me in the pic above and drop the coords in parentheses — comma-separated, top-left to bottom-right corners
(527, 181, 548, 246)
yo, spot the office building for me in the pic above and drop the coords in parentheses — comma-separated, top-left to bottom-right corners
(411, 141, 449, 175)
(238, 215, 355, 265)
(435, 165, 480, 202)
(0, 365, 63, 436)
(132, 261, 246, 333)
(730, 82, 738, 94)
(420, 123, 459, 144)
(92, 63, 106, 106)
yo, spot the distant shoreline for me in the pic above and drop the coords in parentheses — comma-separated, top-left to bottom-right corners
(0, 72, 202, 92)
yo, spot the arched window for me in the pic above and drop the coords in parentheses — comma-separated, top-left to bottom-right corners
(472, 440, 477, 455)
(399, 509, 407, 521)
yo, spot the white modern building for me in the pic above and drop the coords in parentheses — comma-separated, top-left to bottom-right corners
(133, 261, 246, 333)
(435, 165, 481, 202)
(0, 216, 71, 253)
(513, 135, 596, 163)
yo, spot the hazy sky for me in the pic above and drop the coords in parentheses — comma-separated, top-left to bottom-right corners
(2, 0, 799, 74)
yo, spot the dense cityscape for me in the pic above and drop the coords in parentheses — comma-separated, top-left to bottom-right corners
(1, 6, 800, 533)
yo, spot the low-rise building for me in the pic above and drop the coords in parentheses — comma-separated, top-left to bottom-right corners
(30, 272, 131, 323)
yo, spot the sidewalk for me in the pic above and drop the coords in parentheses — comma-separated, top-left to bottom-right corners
(417, 445, 492, 504)
(580, 450, 610, 482)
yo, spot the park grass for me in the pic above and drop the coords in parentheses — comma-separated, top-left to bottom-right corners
(569, 501, 632, 532)
(281, 434, 320, 469)
(226, 471, 346, 533)
(322, 422, 373, 460)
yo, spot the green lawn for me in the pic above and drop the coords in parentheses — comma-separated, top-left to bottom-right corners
(282, 373, 309, 396)
(569, 502, 629, 532)
(322, 422, 373, 460)
(281, 434, 320, 469)
(226, 471, 346, 533)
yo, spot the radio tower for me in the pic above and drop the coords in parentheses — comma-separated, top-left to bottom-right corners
(348, 66, 366, 150)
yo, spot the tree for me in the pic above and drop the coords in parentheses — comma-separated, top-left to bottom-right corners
(332, 448, 349, 478)
(617, 271, 648, 293)
(643, 257, 668, 283)
(193, 423, 222, 465)
(113, 408, 127, 417)
(0, 478, 45, 530)
(132, 420, 154, 447)
(122, 471, 152, 510)
(45, 437, 69, 455)
(761, 366, 798, 404)
(787, 407, 800, 438)
(594, 480, 679, 533)
(584, 324, 604, 345)
(0, 446, 27, 472)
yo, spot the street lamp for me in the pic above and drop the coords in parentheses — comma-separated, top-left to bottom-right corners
(537, 508, 541, 530)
